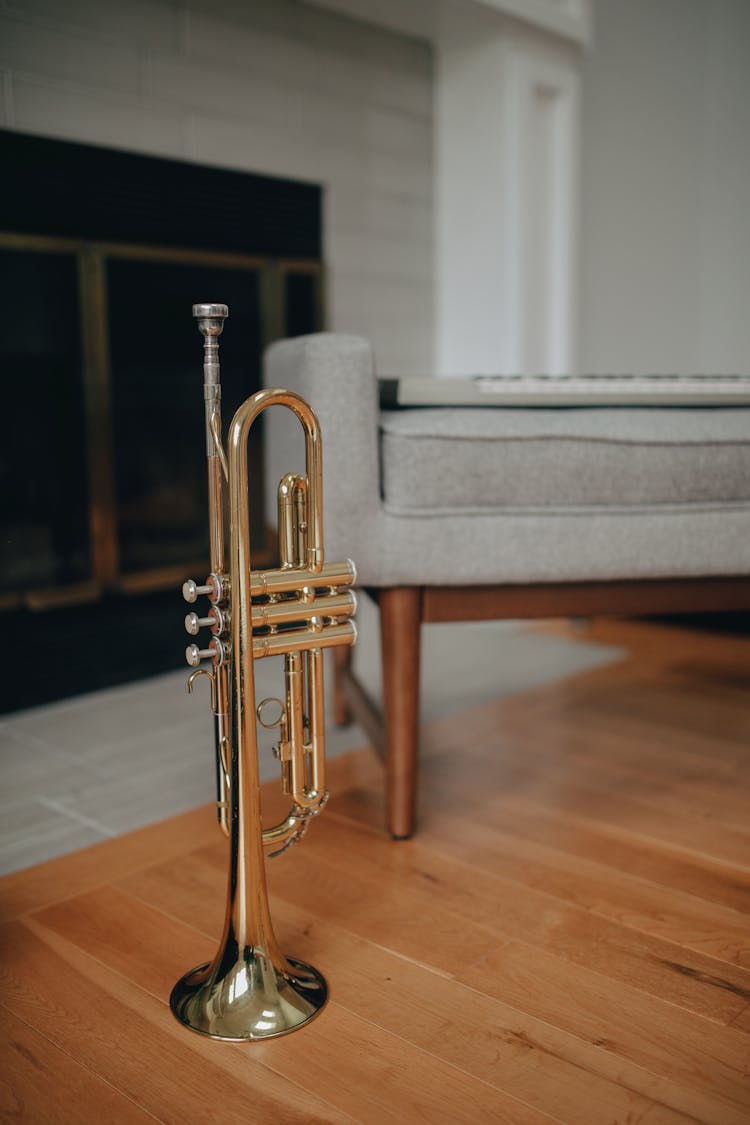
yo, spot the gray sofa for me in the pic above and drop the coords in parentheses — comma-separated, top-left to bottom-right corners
(264, 332, 750, 837)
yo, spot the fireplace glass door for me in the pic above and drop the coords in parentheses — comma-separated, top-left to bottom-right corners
(107, 255, 263, 579)
(0, 246, 89, 596)
(0, 233, 322, 612)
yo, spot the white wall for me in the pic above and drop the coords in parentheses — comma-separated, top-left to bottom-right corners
(435, 2, 581, 375)
(6, 0, 745, 380)
(579, 0, 750, 374)
(0, 0, 435, 373)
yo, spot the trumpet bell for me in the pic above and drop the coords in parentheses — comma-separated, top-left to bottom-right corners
(170, 941, 327, 1041)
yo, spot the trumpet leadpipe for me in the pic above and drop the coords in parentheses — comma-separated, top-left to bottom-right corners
(252, 619, 357, 660)
(252, 589, 356, 629)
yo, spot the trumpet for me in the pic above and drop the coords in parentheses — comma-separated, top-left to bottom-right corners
(170, 303, 357, 1041)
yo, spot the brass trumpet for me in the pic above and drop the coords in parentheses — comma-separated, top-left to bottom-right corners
(170, 303, 356, 1041)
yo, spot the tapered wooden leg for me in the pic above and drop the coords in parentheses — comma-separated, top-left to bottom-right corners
(332, 644, 352, 726)
(380, 586, 422, 838)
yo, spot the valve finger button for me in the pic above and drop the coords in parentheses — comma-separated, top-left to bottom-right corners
(185, 638, 226, 667)
(185, 612, 212, 635)
(185, 606, 228, 635)
(182, 579, 211, 604)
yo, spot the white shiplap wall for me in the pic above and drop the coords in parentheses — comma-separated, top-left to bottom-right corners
(0, 0, 434, 372)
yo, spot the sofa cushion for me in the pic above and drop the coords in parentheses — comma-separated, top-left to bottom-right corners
(379, 407, 750, 514)
(265, 333, 750, 585)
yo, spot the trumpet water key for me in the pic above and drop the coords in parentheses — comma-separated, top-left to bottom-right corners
(170, 303, 357, 1041)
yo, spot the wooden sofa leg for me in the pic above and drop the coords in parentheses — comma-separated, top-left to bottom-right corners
(332, 644, 352, 726)
(380, 586, 422, 839)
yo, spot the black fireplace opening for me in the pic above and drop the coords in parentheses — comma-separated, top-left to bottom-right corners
(0, 130, 323, 713)
(107, 258, 265, 574)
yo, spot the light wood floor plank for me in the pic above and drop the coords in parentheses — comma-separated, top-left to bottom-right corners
(460, 941, 750, 1125)
(0, 1007, 157, 1123)
(1, 619, 748, 1123)
(1, 916, 352, 1124)
(416, 812, 750, 979)
(316, 798, 750, 984)
(378, 817, 750, 1025)
(480, 711, 750, 832)
(398, 703, 750, 869)
(193, 822, 750, 1122)
(0, 806, 217, 925)
(14, 904, 554, 1125)
(417, 790, 750, 915)
(272, 821, 750, 1122)
(118, 856, 718, 1125)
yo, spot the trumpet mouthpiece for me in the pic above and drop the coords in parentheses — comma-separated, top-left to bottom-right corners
(192, 303, 228, 321)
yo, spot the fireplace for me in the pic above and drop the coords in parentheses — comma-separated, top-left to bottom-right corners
(0, 130, 323, 711)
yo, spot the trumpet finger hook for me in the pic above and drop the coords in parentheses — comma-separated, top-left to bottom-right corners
(187, 666, 217, 711)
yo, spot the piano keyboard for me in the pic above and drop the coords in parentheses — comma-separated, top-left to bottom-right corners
(379, 374, 750, 408)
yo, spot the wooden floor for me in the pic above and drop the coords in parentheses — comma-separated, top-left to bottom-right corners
(1, 619, 749, 1124)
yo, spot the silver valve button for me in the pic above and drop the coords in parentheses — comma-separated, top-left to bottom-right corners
(185, 637, 227, 667)
(185, 643, 210, 667)
(184, 605, 228, 636)
(183, 578, 211, 604)
(182, 573, 227, 605)
(185, 612, 212, 635)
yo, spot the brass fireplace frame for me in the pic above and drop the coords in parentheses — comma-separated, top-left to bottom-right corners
(0, 231, 324, 612)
